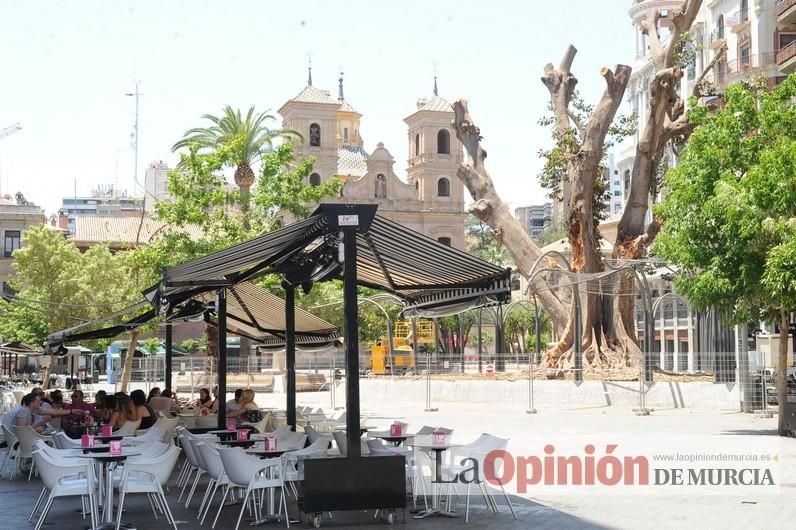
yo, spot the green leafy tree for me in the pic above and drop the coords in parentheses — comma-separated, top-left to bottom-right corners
(0, 227, 139, 387)
(465, 214, 511, 266)
(132, 141, 340, 362)
(172, 105, 301, 227)
(655, 75, 796, 435)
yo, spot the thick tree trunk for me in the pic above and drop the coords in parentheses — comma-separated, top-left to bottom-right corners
(612, 1, 717, 367)
(778, 312, 789, 436)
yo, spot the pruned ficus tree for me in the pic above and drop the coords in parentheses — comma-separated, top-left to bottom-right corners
(612, 0, 726, 351)
(452, 48, 631, 370)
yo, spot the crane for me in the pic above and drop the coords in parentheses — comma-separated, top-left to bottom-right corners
(0, 122, 22, 140)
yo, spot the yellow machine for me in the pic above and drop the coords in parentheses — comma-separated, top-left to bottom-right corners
(369, 320, 434, 375)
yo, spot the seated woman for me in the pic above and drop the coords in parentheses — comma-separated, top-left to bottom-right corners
(200, 386, 220, 415)
(161, 389, 182, 413)
(147, 387, 161, 403)
(109, 394, 138, 429)
(130, 389, 156, 429)
(227, 389, 262, 424)
(196, 388, 212, 410)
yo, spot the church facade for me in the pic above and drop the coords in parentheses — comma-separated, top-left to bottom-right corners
(277, 75, 466, 249)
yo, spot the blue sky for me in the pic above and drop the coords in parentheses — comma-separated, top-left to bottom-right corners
(0, 0, 635, 216)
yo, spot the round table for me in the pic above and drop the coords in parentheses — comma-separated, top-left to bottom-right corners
(408, 442, 460, 519)
(77, 450, 142, 529)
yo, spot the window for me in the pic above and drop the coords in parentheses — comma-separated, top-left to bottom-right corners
(343, 127, 349, 143)
(780, 33, 796, 50)
(437, 237, 451, 247)
(437, 129, 450, 154)
(309, 123, 321, 146)
(414, 134, 420, 156)
(740, 44, 751, 67)
(4, 230, 20, 257)
(613, 190, 621, 196)
(309, 173, 321, 186)
(623, 170, 631, 193)
(437, 177, 450, 197)
(740, 0, 748, 22)
(716, 15, 724, 40)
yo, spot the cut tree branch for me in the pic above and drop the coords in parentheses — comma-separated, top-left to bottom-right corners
(451, 100, 569, 330)
(692, 44, 728, 97)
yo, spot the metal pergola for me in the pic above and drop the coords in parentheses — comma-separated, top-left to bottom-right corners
(154, 203, 511, 457)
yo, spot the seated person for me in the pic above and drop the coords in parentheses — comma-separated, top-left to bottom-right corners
(200, 386, 220, 415)
(62, 390, 96, 438)
(130, 389, 156, 429)
(226, 388, 243, 413)
(109, 394, 138, 429)
(226, 389, 262, 424)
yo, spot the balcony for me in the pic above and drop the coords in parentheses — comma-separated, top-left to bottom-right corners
(778, 41, 796, 74)
(723, 52, 779, 84)
(777, 0, 796, 27)
(730, 8, 750, 32)
(709, 27, 726, 49)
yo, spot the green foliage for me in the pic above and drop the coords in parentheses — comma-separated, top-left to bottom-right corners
(464, 214, 511, 266)
(142, 337, 162, 355)
(253, 143, 342, 230)
(655, 74, 796, 323)
(537, 91, 636, 237)
(131, 141, 340, 289)
(180, 337, 206, 354)
(0, 227, 139, 345)
(172, 105, 301, 170)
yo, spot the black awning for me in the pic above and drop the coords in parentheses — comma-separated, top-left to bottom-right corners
(160, 203, 511, 311)
(46, 281, 339, 350)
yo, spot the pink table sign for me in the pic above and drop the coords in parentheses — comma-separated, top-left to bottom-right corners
(109, 440, 122, 456)
(81, 434, 95, 449)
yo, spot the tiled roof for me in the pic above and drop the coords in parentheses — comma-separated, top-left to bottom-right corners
(289, 85, 341, 105)
(71, 216, 203, 246)
(418, 95, 453, 113)
(338, 100, 359, 114)
(337, 145, 369, 177)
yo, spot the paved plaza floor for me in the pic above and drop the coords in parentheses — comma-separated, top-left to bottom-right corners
(2, 396, 794, 529)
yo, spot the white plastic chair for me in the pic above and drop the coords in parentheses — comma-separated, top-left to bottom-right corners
(332, 431, 370, 457)
(448, 434, 517, 523)
(115, 444, 181, 530)
(195, 441, 230, 525)
(153, 416, 180, 441)
(113, 419, 142, 436)
(53, 432, 82, 450)
(179, 434, 209, 508)
(0, 424, 19, 478)
(31, 449, 98, 530)
(126, 426, 166, 445)
(15, 425, 53, 480)
(218, 446, 290, 530)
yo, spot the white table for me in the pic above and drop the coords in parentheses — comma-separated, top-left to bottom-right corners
(78, 450, 142, 529)
(409, 443, 460, 519)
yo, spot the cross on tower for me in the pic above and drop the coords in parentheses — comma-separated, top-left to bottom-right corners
(306, 51, 314, 85)
(432, 60, 439, 96)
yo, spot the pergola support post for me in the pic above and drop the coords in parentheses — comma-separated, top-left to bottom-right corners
(285, 283, 297, 430)
(342, 227, 361, 458)
(165, 319, 173, 391)
(217, 289, 227, 430)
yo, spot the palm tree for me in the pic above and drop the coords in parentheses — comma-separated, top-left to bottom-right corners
(172, 105, 301, 226)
